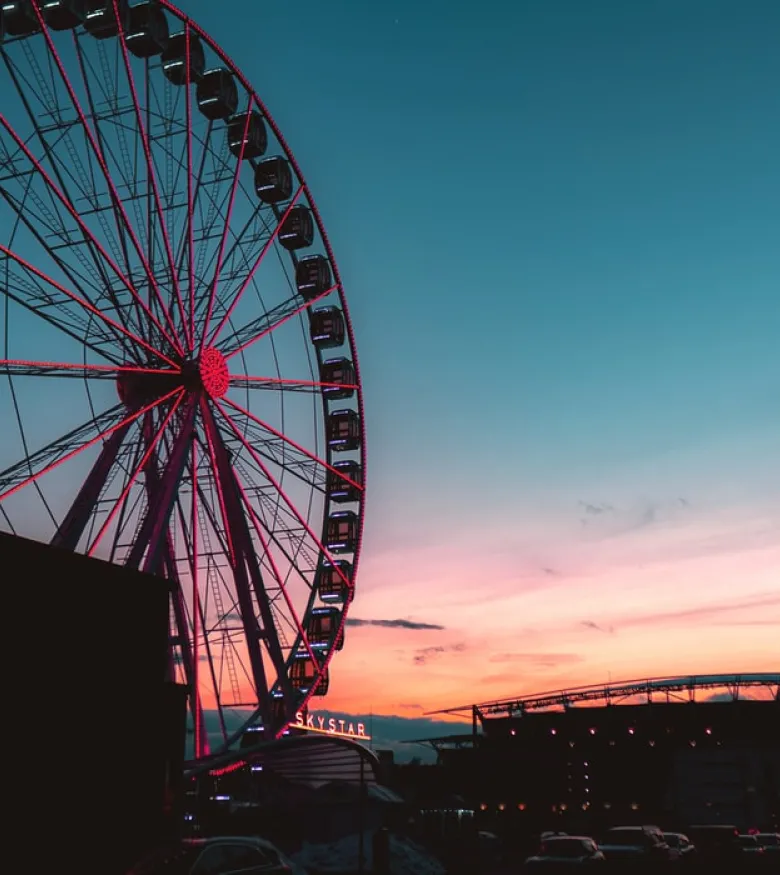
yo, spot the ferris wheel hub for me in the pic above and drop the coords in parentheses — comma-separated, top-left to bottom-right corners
(116, 348, 229, 408)
(198, 346, 229, 399)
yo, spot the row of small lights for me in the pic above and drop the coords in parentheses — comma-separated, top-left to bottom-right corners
(510, 726, 715, 736)
(478, 802, 642, 812)
(509, 727, 717, 747)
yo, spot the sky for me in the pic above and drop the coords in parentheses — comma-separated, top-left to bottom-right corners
(0, 0, 777, 757)
(175, 0, 780, 737)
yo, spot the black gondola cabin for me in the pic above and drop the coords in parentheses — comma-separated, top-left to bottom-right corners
(317, 560, 353, 603)
(41, 0, 87, 30)
(227, 110, 267, 159)
(83, 0, 129, 39)
(125, 1, 169, 57)
(290, 653, 328, 695)
(307, 606, 344, 650)
(255, 156, 293, 204)
(2, 1, 42, 35)
(197, 68, 238, 120)
(326, 511, 359, 554)
(326, 460, 362, 503)
(162, 31, 205, 85)
(296, 255, 332, 301)
(310, 307, 345, 349)
(320, 357, 355, 401)
(327, 409, 361, 452)
(279, 206, 314, 251)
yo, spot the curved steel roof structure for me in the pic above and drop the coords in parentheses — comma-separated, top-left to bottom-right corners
(429, 672, 780, 720)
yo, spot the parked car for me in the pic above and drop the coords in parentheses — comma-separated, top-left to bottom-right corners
(755, 832, 780, 856)
(127, 836, 303, 875)
(685, 825, 742, 864)
(524, 835, 605, 868)
(598, 825, 671, 867)
(738, 834, 766, 859)
(662, 832, 696, 863)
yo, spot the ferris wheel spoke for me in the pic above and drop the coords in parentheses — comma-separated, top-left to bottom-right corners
(0, 387, 179, 503)
(233, 466, 318, 667)
(0, 121, 182, 360)
(0, 358, 180, 380)
(200, 399, 273, 721)
(51, 422, 137, 551)
(228, 373, 358, 394)
(197, 200, 272, 324)
(87, 390, 185, 556)
(0, 269, 126, 367)
(0, 50, 136, 347)
(0, 183, 142, 363)
(15, 11, 184, 356)
(220, 421, 325, 492)
(184, 25, 196, 349)
(232, 461, 320, 593)
(174, 117, 212, 296)
(186, 438, 210, 757)
(202, 403, 297, 708)
(206, 187, 305, 348)
(112, 7, 188, 349)
(212, 400, 354, 594)
(68, 34, 147, 342)
(0, 242, 180, 368)
(221, 395, 362, 493)
(220, 285, 336, 361)
(138, 412, 209, 753)
(199, 99, 255, 353)
(124, 395, 197, 573)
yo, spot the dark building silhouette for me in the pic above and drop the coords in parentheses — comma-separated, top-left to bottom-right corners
(412, 676, 780, 843)
(2, 532, 186, 873)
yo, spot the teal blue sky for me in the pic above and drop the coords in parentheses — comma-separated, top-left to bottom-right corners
(185, 0, 780, 535)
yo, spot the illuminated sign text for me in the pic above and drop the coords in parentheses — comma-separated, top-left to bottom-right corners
(295, 711, 370, 741)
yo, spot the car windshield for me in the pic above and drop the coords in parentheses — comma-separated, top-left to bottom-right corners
(740, 836, 757, 847)
(759, 835, 778, 846)
(664, 834, 679, 848)
(540, 839, 589, 858)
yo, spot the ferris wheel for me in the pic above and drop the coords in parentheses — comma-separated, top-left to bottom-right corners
(0, 0, 365, 759)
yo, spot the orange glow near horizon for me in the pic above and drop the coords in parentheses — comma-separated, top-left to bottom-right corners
(318, 500, 780, 721)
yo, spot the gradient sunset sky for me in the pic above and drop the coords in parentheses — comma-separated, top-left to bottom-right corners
(18, 0, 773, 736)
(176, 0, 780, 720)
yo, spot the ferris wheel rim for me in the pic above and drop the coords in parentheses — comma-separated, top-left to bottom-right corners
(0, 0, 366, 756)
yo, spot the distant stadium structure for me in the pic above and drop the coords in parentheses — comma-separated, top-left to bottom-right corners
(420, 674, 780, 832)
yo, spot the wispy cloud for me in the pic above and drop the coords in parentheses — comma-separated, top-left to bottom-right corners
(488, 652, 583, 667)
(580, 501, 614, 517)
(346, 617, 445, 631)
(413, 643, 466, 665)
(612, 591, 780, 630)
(581, 620, 614, 634)
(578, 497, 692, 539)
